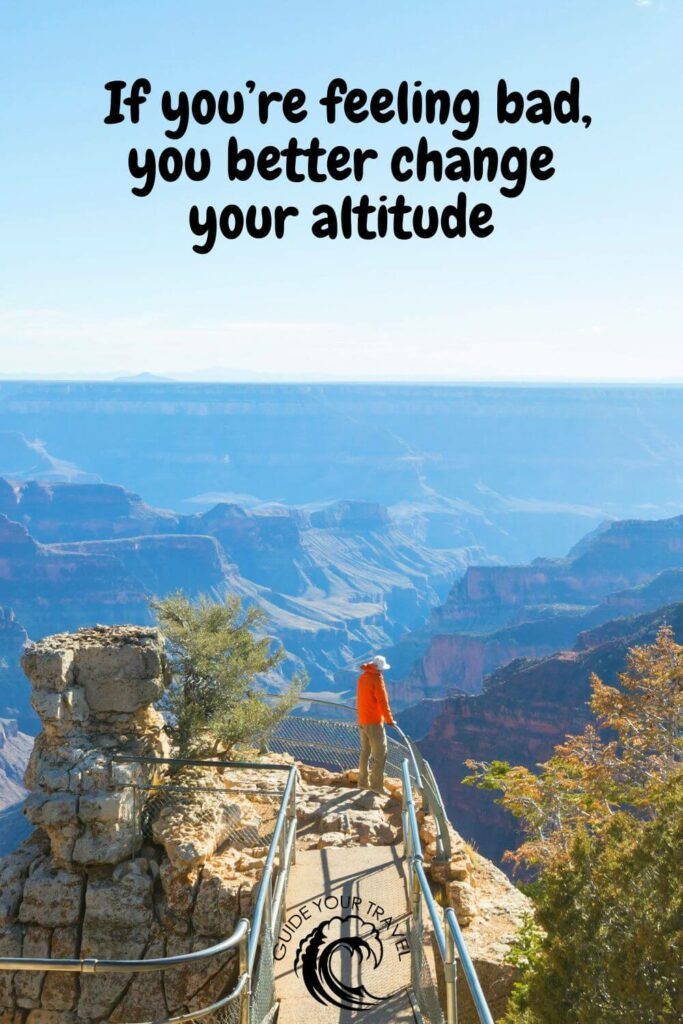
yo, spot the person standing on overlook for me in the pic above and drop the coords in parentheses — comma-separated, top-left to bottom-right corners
(357, 655, 396, 793)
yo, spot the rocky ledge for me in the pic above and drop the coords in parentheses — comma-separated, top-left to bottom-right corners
(294, 762, 530, 1022)
(0, 625, 529, 1023)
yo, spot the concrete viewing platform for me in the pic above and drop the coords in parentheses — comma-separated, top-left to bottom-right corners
(275, 845, 419, 1024)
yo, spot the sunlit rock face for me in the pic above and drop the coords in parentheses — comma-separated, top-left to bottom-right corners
(0, 626, 264, 1023)
(22, 626, 171, 868)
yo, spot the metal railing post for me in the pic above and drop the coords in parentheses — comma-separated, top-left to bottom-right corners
(289, 769, 297, 866)
(445, 909, 494, 1024)
(401, 803, 412, 911)
(278, 811, 287, 872)
(266, 871, 273, 941)
(445, 919, 458, 1024)
(239, 922, 250, 1024)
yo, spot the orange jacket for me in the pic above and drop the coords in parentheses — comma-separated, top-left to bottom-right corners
(357, 664, 395, 726)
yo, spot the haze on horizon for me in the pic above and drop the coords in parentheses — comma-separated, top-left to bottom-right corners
(1, 0, 681, 382)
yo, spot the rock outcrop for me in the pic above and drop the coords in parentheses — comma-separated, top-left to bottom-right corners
(22, 626, 171, 868)
(0, 626, 269, 1023)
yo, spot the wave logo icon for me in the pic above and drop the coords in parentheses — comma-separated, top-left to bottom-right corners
(294, 913, 389, 1011)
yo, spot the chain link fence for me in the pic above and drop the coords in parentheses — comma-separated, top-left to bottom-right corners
(249, 902, 275, 1024)
(133, 779, 282, 852)
(409, 907, 447, 1024)
(186, 986, 244, 1024)
(126, 763, 291, 1024)
(266, 709, 417, 786)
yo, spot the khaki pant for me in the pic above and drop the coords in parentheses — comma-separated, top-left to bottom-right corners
(358, 723, 387, 792)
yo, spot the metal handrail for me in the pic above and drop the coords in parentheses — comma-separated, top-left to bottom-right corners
(0, 922, 250, 974)
(283, 694, 425, 788)
(114, 753, 293, 772)
(0, 756, 297, 1024)
(247, 765, 297, 974)
(445, 909, 495, 1024)
(401, 759, 494, 1024)
(402, 756, 424, 862)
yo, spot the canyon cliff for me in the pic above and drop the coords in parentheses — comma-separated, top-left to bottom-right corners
(413, 601, 683, 867)
(393, 515, 683, 707)
(0, 719, 31, 834)
(438, 515, 683, 631)
(0, 479, 485, 738)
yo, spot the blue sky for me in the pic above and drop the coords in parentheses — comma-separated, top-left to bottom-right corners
(0, 0, 681, 380)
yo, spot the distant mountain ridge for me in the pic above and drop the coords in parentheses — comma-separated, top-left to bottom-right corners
(4, 382, 683, 562)
(391, 515, 683, 706)
(0, 477, 485, 729)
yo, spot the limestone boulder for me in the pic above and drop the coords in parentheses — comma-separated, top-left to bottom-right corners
(21, 627, 170, 870)
(152, 788, 247, 870)
(18, 866, 83, 929)
(192, 858, 259, 938)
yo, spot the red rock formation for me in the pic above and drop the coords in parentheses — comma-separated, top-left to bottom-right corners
(392, 628, 562, 705)
(416, 601, 683, 869)
(395, 515, 683, 707)
(436, 514, 683, 634)
(7, 479, 179, 542)
(0, 515, 148, 631)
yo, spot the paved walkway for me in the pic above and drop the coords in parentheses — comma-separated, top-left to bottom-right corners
(274, 846, 418, 1024)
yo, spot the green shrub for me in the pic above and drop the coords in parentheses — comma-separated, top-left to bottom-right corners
(467, 628, 683, 1023)
(152, 591, 305, 757)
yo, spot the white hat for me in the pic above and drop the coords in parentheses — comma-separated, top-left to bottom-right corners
(371, 655, 391, 671)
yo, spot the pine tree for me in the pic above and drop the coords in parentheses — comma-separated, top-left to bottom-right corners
(152, 592, 304, 757)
